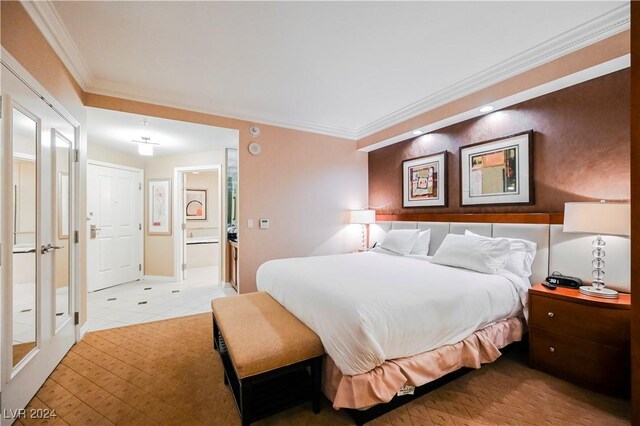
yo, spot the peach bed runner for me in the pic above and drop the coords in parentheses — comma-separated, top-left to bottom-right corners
(323, 316, 523, 409)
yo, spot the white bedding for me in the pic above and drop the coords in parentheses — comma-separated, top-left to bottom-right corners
(256, 252, 530, 376)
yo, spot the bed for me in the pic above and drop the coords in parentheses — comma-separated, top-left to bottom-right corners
(256, 218, 552, 420)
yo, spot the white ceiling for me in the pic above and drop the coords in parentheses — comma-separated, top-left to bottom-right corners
(29, 1, 629, 140)
(87, 107, 238, 157)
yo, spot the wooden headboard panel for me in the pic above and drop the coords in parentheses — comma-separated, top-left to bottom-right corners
(376, 212, 564, 224)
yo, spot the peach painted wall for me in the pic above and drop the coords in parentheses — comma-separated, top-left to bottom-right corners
(83, 95, 369, 293)
(2, 2, 90, 324)
(237, 127, 368, 293)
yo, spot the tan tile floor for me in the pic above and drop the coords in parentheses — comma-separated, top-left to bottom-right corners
(14, 313, 630, 425)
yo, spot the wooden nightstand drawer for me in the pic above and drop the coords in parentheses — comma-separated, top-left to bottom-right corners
(530, 328, 630, 395)
(529, 293, 629, 345)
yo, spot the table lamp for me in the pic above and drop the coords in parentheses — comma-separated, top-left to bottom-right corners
(563, 201, 630, 299)
(350, 209, 375, 250)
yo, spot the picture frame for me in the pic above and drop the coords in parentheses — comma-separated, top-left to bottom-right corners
(186, 189, 207, 221)
(459, 130, 533, 206)
(402, 151, 448, 207)
(57, 172, 69, 240)
(148, 179, 172, 235)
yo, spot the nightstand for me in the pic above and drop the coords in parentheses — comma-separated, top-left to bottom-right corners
(528, 283, 631, 396)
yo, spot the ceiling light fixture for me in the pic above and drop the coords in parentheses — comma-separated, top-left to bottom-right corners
(141, 118, 149, 126)
(412, 130, 424, 136)
(132, 136, 158, 156)
(479, 105, 494, 113)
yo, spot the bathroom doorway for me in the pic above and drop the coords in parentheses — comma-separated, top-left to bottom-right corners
(175, 165, 223, 283)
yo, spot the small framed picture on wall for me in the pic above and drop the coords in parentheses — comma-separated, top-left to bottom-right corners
(402, 151, 448, 207)
(186, 189, 207, 220)
(460, 130, 533, 206)
(148, 179, 172, 235)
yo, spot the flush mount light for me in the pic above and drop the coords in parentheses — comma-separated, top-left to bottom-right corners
(131, 136, 158, 156)
(412, 130, 424, 136)
(138, 143, 154, 156)
(479, 105, 494, 113)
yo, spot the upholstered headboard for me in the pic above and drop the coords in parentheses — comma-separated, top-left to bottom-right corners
(369, 215, 630, 292)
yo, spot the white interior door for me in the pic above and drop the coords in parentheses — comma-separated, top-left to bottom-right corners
(87, 163, 142, 292)
(1, 63, 77, 423)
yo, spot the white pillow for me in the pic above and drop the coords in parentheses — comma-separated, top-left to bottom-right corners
(431, 233, 511, 274)
(379, 229, 420, 255)
(410, 229, 431, 256)
(465, 230, 537, 278)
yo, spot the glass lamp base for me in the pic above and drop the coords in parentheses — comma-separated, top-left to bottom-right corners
(579, 285, 619, 299)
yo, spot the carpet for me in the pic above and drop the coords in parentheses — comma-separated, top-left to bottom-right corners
(16, 313, 630, 425)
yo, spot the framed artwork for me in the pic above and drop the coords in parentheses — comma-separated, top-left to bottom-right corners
(57, 172, 69, 239)
(186, 189, 207, 220)
(460, 130, 533, 206)
(148, 179, 172, 235)
(402, 151, 448, 207)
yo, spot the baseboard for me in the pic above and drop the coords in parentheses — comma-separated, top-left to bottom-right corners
(143, 275, 175, 282)
(79, 322, 90, 340)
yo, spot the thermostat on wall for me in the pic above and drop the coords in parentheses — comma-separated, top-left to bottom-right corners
(259, 219, 269, 229)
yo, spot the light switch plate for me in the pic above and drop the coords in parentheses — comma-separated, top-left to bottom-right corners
(259, 219, 269, 229)
(248, 219, 254, 228)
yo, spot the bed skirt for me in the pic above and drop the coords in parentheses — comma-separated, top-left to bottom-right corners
(323, 316, 524, 409)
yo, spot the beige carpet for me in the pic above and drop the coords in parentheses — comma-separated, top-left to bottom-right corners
(16, 313, 630, 425)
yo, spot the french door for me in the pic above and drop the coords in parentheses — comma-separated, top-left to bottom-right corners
(1, 62, 78, 423)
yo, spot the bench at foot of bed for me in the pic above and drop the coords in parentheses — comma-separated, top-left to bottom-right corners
(211, 292, 324, 426)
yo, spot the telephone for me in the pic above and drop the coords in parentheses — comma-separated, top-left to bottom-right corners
(544, 272, 583, 289)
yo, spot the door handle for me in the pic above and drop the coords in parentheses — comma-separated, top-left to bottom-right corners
(90, 224, 102, 239)
(41, 244, 65, 254)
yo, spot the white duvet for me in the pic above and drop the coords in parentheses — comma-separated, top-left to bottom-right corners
(256, 252, 530, 376)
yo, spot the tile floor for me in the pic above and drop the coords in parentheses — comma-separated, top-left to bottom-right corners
(87, 266, 236, 331)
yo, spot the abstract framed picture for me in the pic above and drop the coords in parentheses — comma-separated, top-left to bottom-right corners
(402, 151, 448, 207)
(186, 189, 207, 220)
(460, 130, 533, 206)
(148, 179, 172, 235)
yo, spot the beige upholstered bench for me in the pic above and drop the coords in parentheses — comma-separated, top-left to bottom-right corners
(211, 292, 324, 426)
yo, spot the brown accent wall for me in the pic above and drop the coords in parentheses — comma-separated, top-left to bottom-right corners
(369, 70, 630, 215)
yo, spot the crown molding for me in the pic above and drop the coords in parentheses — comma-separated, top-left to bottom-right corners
(20, 0, 94, 89)
(360, 55, 630, 152)
(353, 3, 630, 140)
(86, 79, 359, 140)
(22, 1, 629, 142)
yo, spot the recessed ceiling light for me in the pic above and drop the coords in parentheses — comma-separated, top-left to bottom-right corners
(479, 105, 494, 113)
(412, 130, 424, 136)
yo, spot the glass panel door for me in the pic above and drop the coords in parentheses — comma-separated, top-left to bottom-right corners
(53, 131, 72, 331)
(11, 106, 38, 367)
(1, 61, 77, 424)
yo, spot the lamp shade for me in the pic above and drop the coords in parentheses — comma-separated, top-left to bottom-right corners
(350, 209, 375, 224)
(563, 202, 630, 236)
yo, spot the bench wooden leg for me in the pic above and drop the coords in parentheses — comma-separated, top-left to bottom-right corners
(212, 314, 219, 351)
(240, 381, 252, 426)
(311, 357, 322, 414)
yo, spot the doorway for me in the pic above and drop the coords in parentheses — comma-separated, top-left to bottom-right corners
(175, 166, 222, 283)
(1, 59, 79, 422)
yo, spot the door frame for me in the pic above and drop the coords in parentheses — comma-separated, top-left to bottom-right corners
(1, 48, 81, 420)
(86, 159, 144, 291)
(173, 165, 223, 283)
